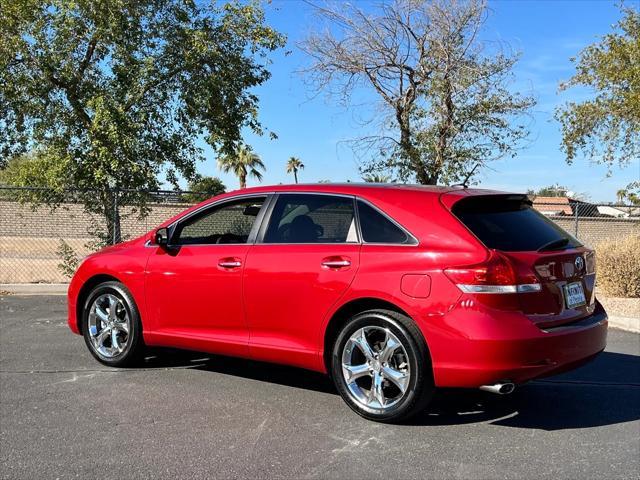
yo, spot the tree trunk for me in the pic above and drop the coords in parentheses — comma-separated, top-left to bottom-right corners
(294, 170, 298, 184)
(425, 172, 438, 185)
(108, 204, 122, 245)
(239, 172, 246, 189)
(434, 78, 454, 185)
(397, 109, 434, 185)
(102, 189, 122, 245)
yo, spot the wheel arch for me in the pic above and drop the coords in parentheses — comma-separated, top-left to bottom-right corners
(322, 297, 427, 374)
(75, 274, 121, 333)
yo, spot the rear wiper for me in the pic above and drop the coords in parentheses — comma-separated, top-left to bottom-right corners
(538, 237, 570, 252)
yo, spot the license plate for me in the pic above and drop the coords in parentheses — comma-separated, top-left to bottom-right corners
(563, 281, 586, 309)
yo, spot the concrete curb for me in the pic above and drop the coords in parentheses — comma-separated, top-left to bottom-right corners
(607, 315, 640, 334)
(1, 283, 68, 295)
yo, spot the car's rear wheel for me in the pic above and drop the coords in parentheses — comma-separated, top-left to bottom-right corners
(331, 309, 434, 423)
(82, 281, 144, 367)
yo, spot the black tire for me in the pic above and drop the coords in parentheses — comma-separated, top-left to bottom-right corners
(331, 309, 434, 423)
(81, 281, 144, 368)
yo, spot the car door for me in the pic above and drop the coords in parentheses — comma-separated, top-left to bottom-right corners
(243, 193, 361, 370)
(145, 194, 268, 357)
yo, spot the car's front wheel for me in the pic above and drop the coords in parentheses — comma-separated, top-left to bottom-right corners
(331, 309, 434, 422)
(82, 281, 144, 367)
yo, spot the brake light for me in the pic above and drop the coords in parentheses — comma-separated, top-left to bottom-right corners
(444, 250, 541, 294)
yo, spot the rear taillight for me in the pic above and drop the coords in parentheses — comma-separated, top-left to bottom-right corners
(444, 250, 541, 294)
(586, 250, 596, 274)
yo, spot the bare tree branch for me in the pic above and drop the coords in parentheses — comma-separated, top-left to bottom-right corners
(300, 0, 534, 185)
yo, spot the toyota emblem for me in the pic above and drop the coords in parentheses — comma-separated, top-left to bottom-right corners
(575, 256, 585, 272)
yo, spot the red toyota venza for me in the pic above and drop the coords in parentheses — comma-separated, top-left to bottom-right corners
(68, 184, 608, 422)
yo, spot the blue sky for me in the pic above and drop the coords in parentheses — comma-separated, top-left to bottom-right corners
(197, 0, 639, 202)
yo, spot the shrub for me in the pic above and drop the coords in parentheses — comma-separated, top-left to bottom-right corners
(595, 235, 640, 298)
(56, 239, 80, 279)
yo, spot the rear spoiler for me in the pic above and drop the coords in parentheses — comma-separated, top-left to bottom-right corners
(439, 190, 531, 210)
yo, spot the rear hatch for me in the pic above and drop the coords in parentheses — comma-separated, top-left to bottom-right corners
(449, 194, 596, 328)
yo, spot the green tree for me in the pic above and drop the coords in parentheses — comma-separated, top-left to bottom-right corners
(218, 145, 265, 189)
(301, 0, 534, 185)
(0, 151, 67, 190)
(183, 175, 226, 203)
(527, 184, 569, 197)
(555, 5, 640, 171)
(0, 0, 284, 242)
(0, 150, 73, 206)
(286, 156, 304, 183)
(526, 184, 591, 202)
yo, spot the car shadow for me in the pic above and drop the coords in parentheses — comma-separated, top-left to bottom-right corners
(141, 348, 336, 395)
(411, 351, 640, 430)
(140, 349, 640, 430)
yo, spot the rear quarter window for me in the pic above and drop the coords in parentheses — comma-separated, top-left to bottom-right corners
(357, 200, 416, 244)
(452, 196, 582, 252)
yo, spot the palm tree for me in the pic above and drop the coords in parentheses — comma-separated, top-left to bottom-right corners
(616, 189, 627, 204)
(362, 173, 393, 183)
(217, 145, 265, 189)
(286, 157, 304, 184)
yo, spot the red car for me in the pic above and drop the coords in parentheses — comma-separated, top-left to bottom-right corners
(68, 184, 608, 422)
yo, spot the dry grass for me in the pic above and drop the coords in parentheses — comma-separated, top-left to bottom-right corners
(595, 235, 640, 298)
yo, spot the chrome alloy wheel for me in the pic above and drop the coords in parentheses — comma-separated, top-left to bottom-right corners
(341, 326, 410, 411)
(87, 293, 130, 358)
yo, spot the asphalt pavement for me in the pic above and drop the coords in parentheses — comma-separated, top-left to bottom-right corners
(1, 295, 639, 479)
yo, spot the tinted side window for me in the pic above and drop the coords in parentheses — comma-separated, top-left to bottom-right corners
(174, 197, 266, 245)
(452, 196, 582, 252)
(264, 194, 357, 244)
(357, 200, 414, 244)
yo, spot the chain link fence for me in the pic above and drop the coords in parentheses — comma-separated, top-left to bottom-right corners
(0, 186, 210, 283)
(1, 186, 639, 284)
(532, 198, 640, 247)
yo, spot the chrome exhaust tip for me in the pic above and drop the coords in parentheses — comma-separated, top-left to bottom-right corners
(479, 382, 515, 395)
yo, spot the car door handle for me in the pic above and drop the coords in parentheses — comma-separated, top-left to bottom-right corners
(321, 256, 351, 269)
(218, 258, 242, 269)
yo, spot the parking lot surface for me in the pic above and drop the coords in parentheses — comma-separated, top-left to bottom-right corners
(1, 295, 639, 479)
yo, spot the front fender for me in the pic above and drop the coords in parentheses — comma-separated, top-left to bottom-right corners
(67, 244, 151, 335)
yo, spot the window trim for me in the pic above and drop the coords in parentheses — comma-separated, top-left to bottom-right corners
(355, 198, 419, 246)
(254, 191, 418, 247)
(164, 193, 273, 247)
(256, 192, 361, 245)
(153, 190, 419, 248)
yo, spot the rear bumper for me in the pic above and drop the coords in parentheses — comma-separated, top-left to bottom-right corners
(427, 302, 608, 388)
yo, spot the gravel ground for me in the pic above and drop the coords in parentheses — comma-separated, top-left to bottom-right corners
(1, 295, 639, 479)
(599, 295, 640, 318)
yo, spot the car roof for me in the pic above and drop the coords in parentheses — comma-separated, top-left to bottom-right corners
(226, 183, 511, 198)
(158, 183, 518, 228)
(157, 182, 518, 238)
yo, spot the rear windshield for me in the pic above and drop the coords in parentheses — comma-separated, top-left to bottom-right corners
(452, 196, 582, 252)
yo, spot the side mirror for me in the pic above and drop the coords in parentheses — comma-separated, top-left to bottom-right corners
(155, 227, 170, 247)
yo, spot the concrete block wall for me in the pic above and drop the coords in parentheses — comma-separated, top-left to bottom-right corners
(1, 198, 639, 283)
